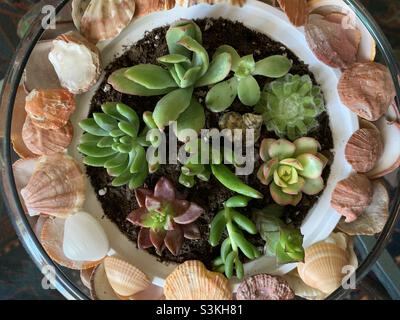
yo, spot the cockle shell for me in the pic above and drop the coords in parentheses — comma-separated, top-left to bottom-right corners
(164, 260, 232, 300)
(22, 117, 73, 156)
(277, 0, 308, 26)
(129, 284, 165, 300)
(41, 217, 101, 270)
(79, 0, 136, 43)
(20, 153, 86, 218)
(297, 232, 357, 295)
(90, 262, 120, 300)
(345, 128, 383, 173)
(104, 256, 151, 298)
(25, 89, 75, 130)
(338, 62, 396, 121)
(330, 173, 373, 223)
(63, 212, 109, 262)
(48, 31, 102, 94)
(283, 270, 328, 300)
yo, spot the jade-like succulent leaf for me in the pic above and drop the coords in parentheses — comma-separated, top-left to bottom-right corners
(177, 36, 209, 77)
(259, 138, 276, 161)
(293, 137, 320, 156)
(79, 119, 109, 137)
(237, 75, 260, 106)
(268, 139, 296, 160)
(124, 64, 177, 90)
(302, 176, 324, 195)
(175, 98, 205, 142)
(158, 54, 191, 65)
(180, 66, 202, 88)
(205, 77, 239, 113)
(153, 87, 193, 129)
(282, 176, 305, 195)
(195, 52, 232, 87)
(279, 158, 303, 171)
(213, 45, 241, 71)
(93, 113, 118, 132)
(297, 154, 324, 179)
(166, 20, 202, 58)
(270, 182, 302, 206)
(235, 55, 256, 78)
(254, 55, 292, 78)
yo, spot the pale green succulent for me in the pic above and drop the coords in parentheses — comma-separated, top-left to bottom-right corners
(206, 45, 292, 112)
(257, 137, 328, 206)
(255, 74, 326, 141)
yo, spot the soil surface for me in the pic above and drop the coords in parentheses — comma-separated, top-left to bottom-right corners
(87, 18, 334, 268)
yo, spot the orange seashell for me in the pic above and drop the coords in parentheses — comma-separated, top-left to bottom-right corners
(164, 260, 232, 300)
(277, 0, 308, 26)
(20, 153, 86, 218)
(22, 116, 73, 156)
(25, 89, 76, 130)
(135, 0, 174, 16)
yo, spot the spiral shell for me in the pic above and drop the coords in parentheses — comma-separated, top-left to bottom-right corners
(164, 260, 232, 300)
(22, 116, 73, 156)
(20, 153, 86, 218)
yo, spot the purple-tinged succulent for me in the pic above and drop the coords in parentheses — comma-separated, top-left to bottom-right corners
(127, 177, 204, 256)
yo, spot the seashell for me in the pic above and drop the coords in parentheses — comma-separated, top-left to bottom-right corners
(164, 260, 232, 300)
(135, 0, 175, 16)
(175, 0, 246, 8)
(41, 217, 101, 270)
(297, 232, 357, 294)
(277, 0, 308, 26)
(34, 215, 49, 238)
(22, 116, 73, 156)
(90, 262, 120, 300)
(48, 31, 102, 94)
(282, 270, 328, 300)
(338, 180, 389, 236)
(79, 0, 136, 43)
(330, 173, 373, 223)
(63, 212, 109, 262)
(129, 284, 165, 300)
(81, 267, 95, 289)
(71, 0, 91, 31)
(236, 274, 295, 300)
(345, 128, 383, 173)
(12, 158, 38, 212)
(104, 256, 151, 298)
(20, 153, 86, 218)
(338, 62, 395, 121)
(25, 89, 75, 130)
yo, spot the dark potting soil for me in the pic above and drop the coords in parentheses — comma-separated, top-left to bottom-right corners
(86, 18, 334, 267)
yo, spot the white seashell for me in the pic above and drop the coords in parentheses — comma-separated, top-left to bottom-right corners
(63, 212, 109, 262)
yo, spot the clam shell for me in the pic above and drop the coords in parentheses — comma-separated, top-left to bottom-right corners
(49, 32, 102, 94)
(164, 260, 232, 300)
(283, 270, 328, 300)
(90, 262, 120, 300)
(25, 89, 75, 130)
(338, 180, 389, 235)
(22, 116, 73, 156)
(330, 173, 373, 223)
(104, 256, 151, 298)
(41, 217, 101, 270)
(20, 153, 86, 218)
(80, 0, 136, 43)
(345, 128, 383, 173)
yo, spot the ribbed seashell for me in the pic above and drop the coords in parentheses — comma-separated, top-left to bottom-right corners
(135, 0, 175, 16)
(80, 0, 136, 43)
(345, 128, 383, 173)
(330, 174, 373, 223)
(41, 217, 101, 270)
(22, 117, 73, 156)
(104, 256, 151, 298)
(164, 260, 232, 300)
(25, 89, 75, 130)
(71, 0, 91, 31)
(90, 262, 120, 300)
(277, 0, 307, 26)
(283, 270, 328, 300)
(20, 153, 86, 218)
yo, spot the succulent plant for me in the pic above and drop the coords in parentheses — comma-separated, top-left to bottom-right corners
(206, 45, 292, 111)
(108, 20, 231, 136)
(257, 137, 327, 206)
(127, 177, 204, 256)
(253, 204, 305, 264)
(255, 73, 326, 141)
(78, 102, 150, 188)
(210, 195, 261, 279)
(219, 111, 263, 142)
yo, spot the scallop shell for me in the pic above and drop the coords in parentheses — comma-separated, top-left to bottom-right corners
(277, 0, 307, 26)
(22, 117, 73, 156)
(25, 89, 75, 130)
(164, 260, 232, 300)
(283, 270, 328, 300)
(41, 217, 101, 270)
(104, 256, 151, 298)
(338, 180, 389, 236)
(129, 284, 165, 300)
(80, 0, 136, 43)
(330, 173, 373, 223)
(90, 262, 120, 300)
(20, 153, 86, 218)
(135, 0, 175, 16)
(71, 0, 91, 31)
(345, 128, 383, 173)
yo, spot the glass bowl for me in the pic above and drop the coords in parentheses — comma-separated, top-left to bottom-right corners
(0, 0, 399, 300)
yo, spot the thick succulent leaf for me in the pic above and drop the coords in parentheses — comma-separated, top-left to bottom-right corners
(175, 98, 205, 142)
(93, 113, 118, 132)
(166, 20, 202, 57)
(294, 137, 320, 156)
(79, 119, 109, 137)
(149, 229, 167, 253)
(238, 75, 261, 106)
(101, 102, 126, 122)
(158, 54, 191, 64)
(154, 177, 176, 202)
(205, 77, 238, 112)
(268, 139, 296, 160)
(297, 154, 324, 179)
(180, 66, 202, 88)
(302, 176, 324, 195)
(145, 195, 162, 211)
(135, 188, 153, 207)
(177, 36, 209, 77)
(235, 55, 256, 78)
(274, 170, 288, 188)
(126, 207, 148, 227)
(260, 138, 276, 161)
(282, 176, 305, 195)
(164, 229, 184, 256)
(168, 65, 182, 87)
(124, 64, 177, 90)
(137, 228, 153, 250)
(195, 52, 232, 87)
(175, 63, 187, 80)
(263, 158, 279, 181)
(174, 203, 204, 224)
(213, 45, 241, 71)
(279, 158, 303, 171)
(153, 87, 193, 129)
(270, 182, 298, 206)
(108, 68, 173, 96)
(316, 152, 329, 169)
(182, 223, 201, 240)
(116, 103, 140, 125)
(254, 55, 292, 78)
